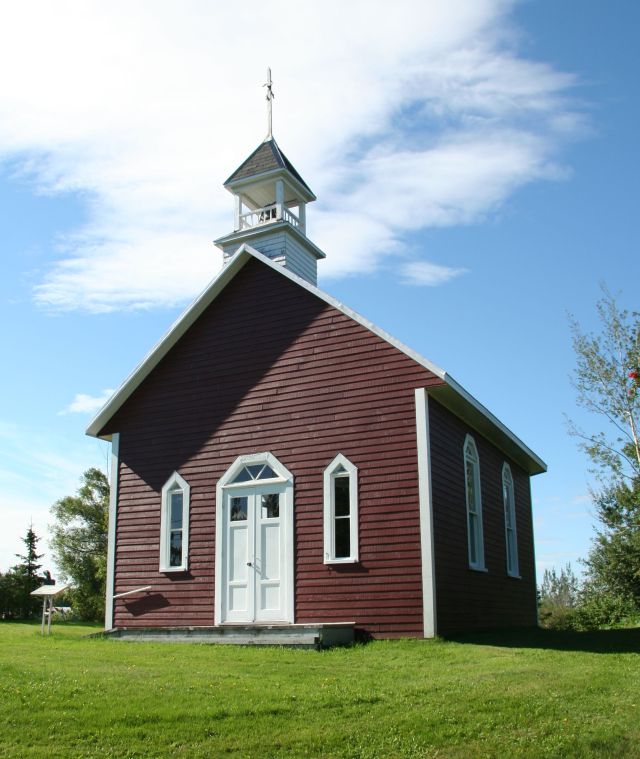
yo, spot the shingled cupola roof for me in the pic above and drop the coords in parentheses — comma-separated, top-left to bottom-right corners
(224, 138, 316, 203)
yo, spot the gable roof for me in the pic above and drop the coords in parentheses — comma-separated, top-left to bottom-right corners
(224, 138, 314, 197)
(86, 246, 546, 475)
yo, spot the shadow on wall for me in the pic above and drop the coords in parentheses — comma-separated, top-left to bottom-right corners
(123, 594, 171, 618)
(445, 626, 640, 655)
(107, 259, 329, 493)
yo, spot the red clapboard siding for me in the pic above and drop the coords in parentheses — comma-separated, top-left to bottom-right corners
(104, 257, 443, 637)
(428, 397, 538, 634)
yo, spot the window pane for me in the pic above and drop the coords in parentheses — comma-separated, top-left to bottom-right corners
(334, 476, 350, 517)
(507, 529, 516, 573)
(335, 517, 351, 558)
(231, 496, 248, 521)
(258, 464, 276, 479)
(170, 530, 182, 567)
(246, 464, 264, 479)
(170, 492, 183, 530)
(504, 485, 514, 528)
(261, 493, 279, 519)
(468, 513, 477, 565)
(231, 467, 252, 483)
(333, 464, 347, 475)
(466, 461, 477, 514)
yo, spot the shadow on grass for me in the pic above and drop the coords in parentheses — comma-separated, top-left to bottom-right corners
(445, 626, 640, 654)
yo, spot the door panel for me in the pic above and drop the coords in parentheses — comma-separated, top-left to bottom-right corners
(255, 491, 283, 621)
(222, 485, 287, 623)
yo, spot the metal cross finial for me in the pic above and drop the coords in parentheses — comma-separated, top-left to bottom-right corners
(263, 67, 274, 140)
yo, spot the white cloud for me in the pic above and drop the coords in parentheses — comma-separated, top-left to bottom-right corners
(400, 261, 468, 287)
(0, 421, 110, 572)
(59, 389, 115, 415)
(0, 0, 582, 311)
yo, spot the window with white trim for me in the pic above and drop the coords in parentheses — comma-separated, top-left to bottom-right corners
(160, 472, 190, 572)
(502, 463, 519, 577)
(464, 436, 485, 570)
(323, 454, 358, 563)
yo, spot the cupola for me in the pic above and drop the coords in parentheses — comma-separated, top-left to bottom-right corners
(214, 72, 326, 286)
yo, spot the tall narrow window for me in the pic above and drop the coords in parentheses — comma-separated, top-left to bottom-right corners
(502, 463, 519, 577)
(160, 472, 190, 572)
(464, 436, 485, 571)
(323, 454, 358, 563)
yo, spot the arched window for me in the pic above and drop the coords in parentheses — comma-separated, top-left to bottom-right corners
(159, 472, 190, 572)
(464, 436, 485, 571)
(502, 463, 519, 577)
(323, 454, 358, 563)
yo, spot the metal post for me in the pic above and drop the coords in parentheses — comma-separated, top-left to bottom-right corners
(275, 179, 284, 220)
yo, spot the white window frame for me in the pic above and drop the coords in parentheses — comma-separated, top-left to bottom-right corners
(159, 471, 190, 572)
(323, 453, 358, 564)
(502, 463, 520, 578)
(464, 435, 485, 571)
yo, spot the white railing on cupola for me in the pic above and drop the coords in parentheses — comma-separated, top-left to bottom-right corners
(238, 205, 302, 232)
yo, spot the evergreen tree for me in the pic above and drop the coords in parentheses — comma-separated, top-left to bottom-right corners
(5, 525, 46, 618)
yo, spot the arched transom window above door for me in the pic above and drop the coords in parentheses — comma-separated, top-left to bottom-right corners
(218, 452, 293, 489)
(229, 462, 278, 484)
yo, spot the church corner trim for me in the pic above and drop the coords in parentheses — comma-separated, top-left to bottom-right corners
(415, 389, 437, 638)
(105, 433, 120, 631)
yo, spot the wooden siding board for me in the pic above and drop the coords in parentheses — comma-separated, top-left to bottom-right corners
(106, 256, 533, 637)
(428, 397, 537, 634)
(105, 258, 436, 636)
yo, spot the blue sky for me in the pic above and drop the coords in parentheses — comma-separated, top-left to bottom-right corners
(0, 0, 638, 580)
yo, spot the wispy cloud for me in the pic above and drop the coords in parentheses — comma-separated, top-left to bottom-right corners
(400, 261, 468, 287)
(0, 1, 584, 312)
(59, 389, 114, 415)
(0, 421, 110, 571)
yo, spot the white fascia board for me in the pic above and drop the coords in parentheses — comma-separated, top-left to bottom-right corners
(85, 248, 252, 439)
(429, 376, 547, 475)
(214, 220, 327, 259)
(225, 167, 316, 203)
(86, 244, 546, 475)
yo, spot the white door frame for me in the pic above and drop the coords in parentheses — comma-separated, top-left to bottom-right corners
(214, 452, 294, 625)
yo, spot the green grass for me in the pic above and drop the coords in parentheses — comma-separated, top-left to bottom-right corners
(0, 623, 639, 758)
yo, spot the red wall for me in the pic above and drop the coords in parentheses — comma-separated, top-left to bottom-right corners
(429, 398, 538, 633)
(104, 258, 443, 636)
(103, 257, 537, 637)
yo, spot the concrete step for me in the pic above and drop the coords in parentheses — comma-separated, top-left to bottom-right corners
(99, 622, 355, 649)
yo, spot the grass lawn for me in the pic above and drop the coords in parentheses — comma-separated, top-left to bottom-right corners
(0, 623, 638, 758)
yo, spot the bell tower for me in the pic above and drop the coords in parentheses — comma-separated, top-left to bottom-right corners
(214, 71, 326, 286)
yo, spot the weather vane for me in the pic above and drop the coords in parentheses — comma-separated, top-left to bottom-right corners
(263, 67, 274, 140)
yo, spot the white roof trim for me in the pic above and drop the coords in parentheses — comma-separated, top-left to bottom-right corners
(86, 245, 546, 475)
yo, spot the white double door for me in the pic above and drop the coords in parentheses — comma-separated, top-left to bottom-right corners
(222, 483, 288, 623)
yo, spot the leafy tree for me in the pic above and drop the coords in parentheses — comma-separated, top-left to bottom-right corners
(538, 564, 580, 629)
(0, 571, 20, 619)
(568, 288, 640, 622)
(50, 468, 109, 621)
(568, 288, 640, 482)
(582, 479, 640, 609)
(540, 564, 580, 608)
